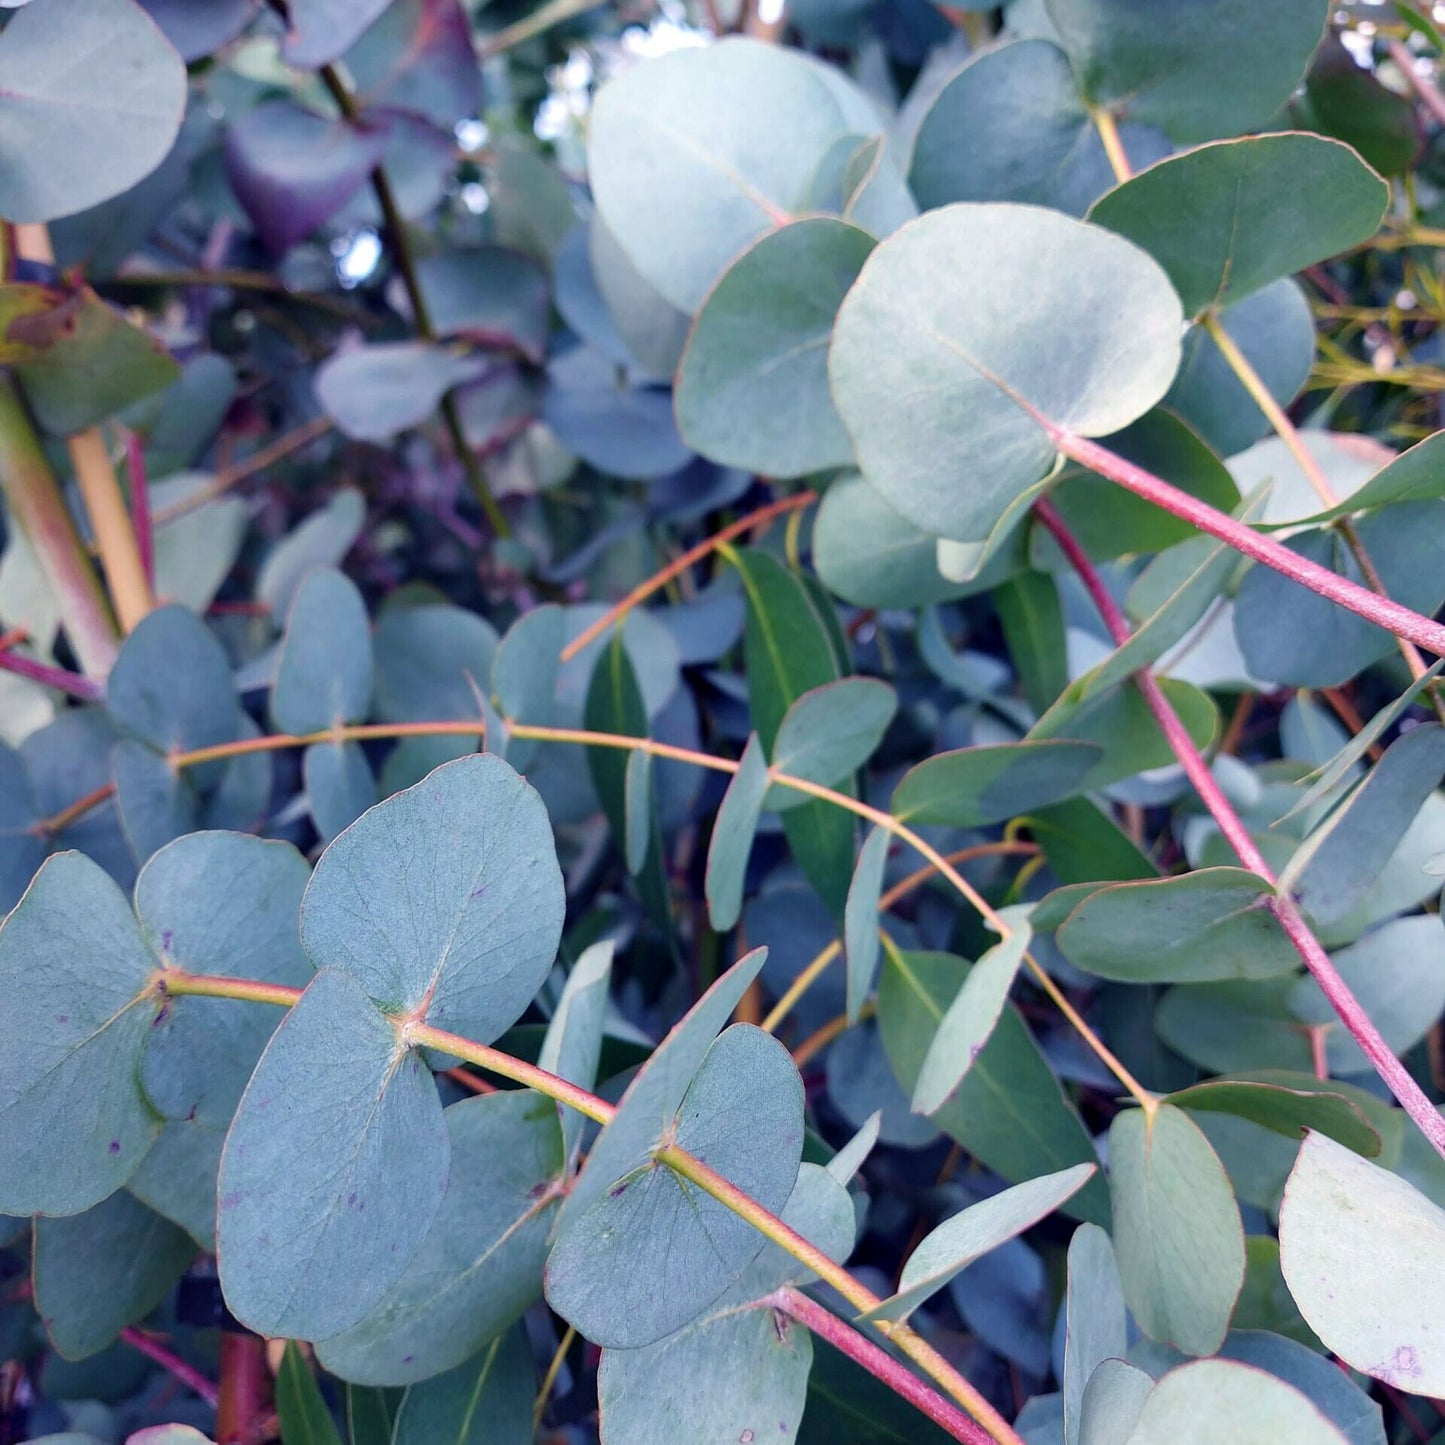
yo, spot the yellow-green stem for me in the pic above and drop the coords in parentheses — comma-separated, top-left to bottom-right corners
(1091, 107, 1132, 183)
(154, 968, 1020, 1444)
(67, 427, 154, 633)
(0, 375, 119, 676)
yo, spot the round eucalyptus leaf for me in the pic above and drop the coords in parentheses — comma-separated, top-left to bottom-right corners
(0, 0, 187, 223)
(813, 472, 986, 609)
(0, 852, 161, 1216)
(1123, 1357, 1350, 1444)
(1065, 1224, 1128, 1445)
(543, 344, 693, 480)
(1109, 1103, 1245, 1357)
(767, 676, 896, 811)
(1045, 0, 1331, 143)
(301, 753, 564, 1043)
(909, 40, 1169, 218)
(1288, 915, 1445, 1076)
(106, 604, 242, 767)
(272, 568, 373, 734)
(676, 218, 875, 477)
(34, 1190, 194, 1360)
(225, 101, 389, 254)
(545, 1023, 804, 1349)
(137, 0, 257, 61)
(1280, 1131, 1445, 1397)
(588, 37, 868, 312)
(278, 0, 392, 69)
(317, 1089, 563, 1385)
(217, 967, 450, 1341)
(1088, 134, 1388, 315)
(829, 202, 1183, 543)
(304, 740, 377, 844)
(256, 487, 366, 617)
(597, 1164, 854, 1444)
(414, 248, 550, 363)
(315, 342, 487, 443)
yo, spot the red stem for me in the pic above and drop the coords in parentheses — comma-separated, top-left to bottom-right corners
(119, 1325, 220, 1407)
(124, 429, 155, 592)
(1033, 498, 1445, 1161)
(770, 1287, 994, 1445)
(1050, 430, 1445, 659)
(0, 646, 104, 701)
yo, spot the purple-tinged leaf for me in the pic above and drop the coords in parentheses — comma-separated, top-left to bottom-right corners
(226, 101, 389, 253)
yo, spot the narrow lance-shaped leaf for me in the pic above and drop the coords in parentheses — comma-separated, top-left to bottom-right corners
(276, 1340, 344, 1445)
(913, 908, 1033, 1115)
(733, 547, 856, 913)
(1064, 1224, 1127, 1445)
(844, 825, 890, 1022)
(705, 733, 770, 932)
(1165, 1075, 1380, 1156)
(1282, 723, 1445, 925)
(537, 940, 614, 1165)
(390, 1326, 534, 1445)
(864, 1163, 1096, 1322)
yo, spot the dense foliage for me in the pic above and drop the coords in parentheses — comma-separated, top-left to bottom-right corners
(3, 1, 1445, 1442)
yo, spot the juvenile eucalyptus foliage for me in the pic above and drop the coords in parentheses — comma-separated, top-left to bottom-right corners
(3, 1, 1445, 1443)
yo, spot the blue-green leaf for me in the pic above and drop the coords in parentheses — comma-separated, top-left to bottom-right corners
(844, 825, 890, 1022)
(301, 753, 564, 1042)
(217, 968, 450, 1341)
(316, 1089, 562, 1385)
(705, 733, 770, 933)
(272, 568, 373, 734)
(913, 908, 1033, 1114)
(1110, 1104, 1244, 1356)
(0, 852, 160, 1215)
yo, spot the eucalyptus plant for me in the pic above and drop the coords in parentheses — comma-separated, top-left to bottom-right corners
(2, 1, 1445, 1443)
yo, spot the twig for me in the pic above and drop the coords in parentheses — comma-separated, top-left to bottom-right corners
(1389, 38, 1445, 127)
(769, 1287, 995, 1445)
(1033, 497, 1445, 1161)
(120, 1327, 220, 1408)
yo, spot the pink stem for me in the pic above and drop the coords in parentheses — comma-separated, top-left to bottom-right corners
(119, 1325, 220, 1407)
(1050, 430, 1445, 660)
(124, 430, 155, 592)
(0, 646, 104, 701)
(1033, 498, 1445, 1161)
(770, 1287, 996, 1445)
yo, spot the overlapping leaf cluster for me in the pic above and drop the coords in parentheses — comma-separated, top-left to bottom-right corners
(2, 1, 1445, 1443)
